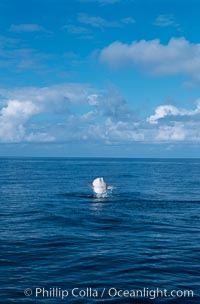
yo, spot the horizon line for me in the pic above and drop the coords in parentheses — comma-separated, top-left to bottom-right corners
(0, 156, 200, 159)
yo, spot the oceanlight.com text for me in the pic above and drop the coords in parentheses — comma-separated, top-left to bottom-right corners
(24, 287, 194, 300)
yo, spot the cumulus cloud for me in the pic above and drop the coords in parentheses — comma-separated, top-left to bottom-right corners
(0, 100, 40, 142)
(0, 83, 91, 109)
(93, 119, 144, 143)
(156, 124, 186, 141)
(1, 83, 200, 144)
(147, 100, 200, 124)
(83, 97, 200, 144)
(88, 87, 133, 121)
(0, 84, 126, 142)
(0, 83, 92, 143)
(100, 37, 200, 81)
(147, 105, 185, 124)
(0, 84, 143, 144)
(146, 100, 200, 142)
(155, 121, 200, 142)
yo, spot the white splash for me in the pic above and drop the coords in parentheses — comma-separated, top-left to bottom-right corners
(89, 177, 113, 197)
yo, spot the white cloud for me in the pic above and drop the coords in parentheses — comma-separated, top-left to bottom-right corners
(0, 47, 50, 72)
(79, 0, 120, 5)
(1, 83, 200, 145)
(77, 13, 120, 28)
(63, 24, 91, 34)
(155, 121, 200, 142)
(0, 84, 140, 144)
(153, 14, 178, 28)
(26, 132, 55, 142)
(0, 35, 19, 48)
(101, 119, 144, 142)
(95, 89, 133, 120)
(147, 100, 200, 124)
(77, 13, 136, 29)
(87, 94, 99, 105)
(100, 37, 200, 80)
(121, 17, 136, 24)
(0, 83, 92, 143)
(0, 100, 40, 142)
(146, 100, 200, 142)
(0, 83, 91, 107)
(147, 105, 184, 124)
(156, 124, 186, 141)
(9, 24, 45, 33)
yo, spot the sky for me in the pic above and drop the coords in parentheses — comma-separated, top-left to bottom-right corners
(0, 0, 200, 157)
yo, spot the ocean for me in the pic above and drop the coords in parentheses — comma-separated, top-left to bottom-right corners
(1, 158, 200, 303)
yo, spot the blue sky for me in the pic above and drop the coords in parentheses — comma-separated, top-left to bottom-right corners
(0, 0, 200, 157)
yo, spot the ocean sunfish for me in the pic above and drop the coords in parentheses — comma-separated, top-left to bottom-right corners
(89, 177, 112, 195)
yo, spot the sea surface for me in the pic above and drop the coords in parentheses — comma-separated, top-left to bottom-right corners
(1, 158, 200, 304)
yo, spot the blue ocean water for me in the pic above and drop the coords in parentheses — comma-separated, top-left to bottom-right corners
(1, 158, 200, 304)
